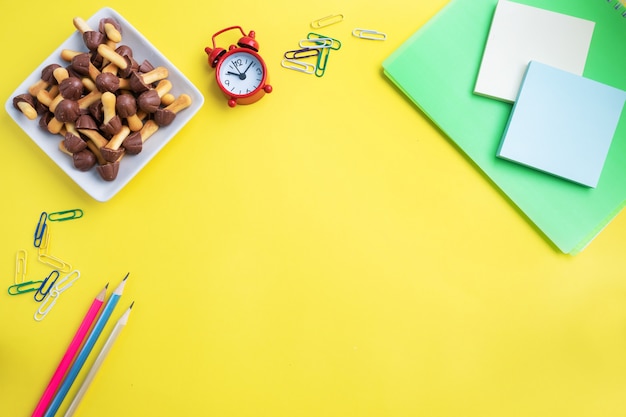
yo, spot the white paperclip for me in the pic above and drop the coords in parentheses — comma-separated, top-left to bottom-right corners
(281, 58, 315, 74)
(298, 38, 334, 49)
(311, 14, 344, 28)
(352, 28, 387, 41)
(34, 270, 80, 321)
(55, 270, 81, 293)
(34, 292, 58, 321)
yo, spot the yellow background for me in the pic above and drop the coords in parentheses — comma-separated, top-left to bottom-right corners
(2, 1, 626, 416)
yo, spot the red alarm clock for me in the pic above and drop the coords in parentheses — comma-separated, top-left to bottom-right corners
(204, 26, 273, 107)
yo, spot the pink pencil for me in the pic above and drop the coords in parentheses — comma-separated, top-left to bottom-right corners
(31, 285, 107, 417)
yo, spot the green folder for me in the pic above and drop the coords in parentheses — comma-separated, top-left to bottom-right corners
(382, 0, 626, 254)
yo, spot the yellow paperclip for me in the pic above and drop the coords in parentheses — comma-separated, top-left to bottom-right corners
(38, 225, 51, 255)
(352, 28, 387, 41)
(281, 58, 315, 74)
(38, 253, 72, 273)
(15, 250, 27, 284)
(311, 14, 344, 28)
(34, 270, 80, 321)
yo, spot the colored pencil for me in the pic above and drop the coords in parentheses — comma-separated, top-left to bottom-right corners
(31, 285, 107, 417)
(63, 302, 134, 417)
(43, 273, 129, 417)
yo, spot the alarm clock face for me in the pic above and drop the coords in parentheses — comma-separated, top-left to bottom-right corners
(216, 50, 266, 97)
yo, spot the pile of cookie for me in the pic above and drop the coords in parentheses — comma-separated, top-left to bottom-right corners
(12, 16, 192, 181)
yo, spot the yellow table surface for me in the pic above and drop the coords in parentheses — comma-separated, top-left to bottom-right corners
(2, 1, 626, 416)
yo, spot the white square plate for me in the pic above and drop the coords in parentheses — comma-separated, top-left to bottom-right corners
(5, 7, 204, 202)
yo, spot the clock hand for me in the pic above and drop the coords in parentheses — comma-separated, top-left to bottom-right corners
(231, 62, 247, 80)
(242, 62, 254, 74)
(233, 62, 244, 74)
(226, 70, 247, 80)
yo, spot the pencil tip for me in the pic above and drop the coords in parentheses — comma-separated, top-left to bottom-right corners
(105, 282, 109, 289)
(122, 272, 130, 281)
(130, 301, 135, 309)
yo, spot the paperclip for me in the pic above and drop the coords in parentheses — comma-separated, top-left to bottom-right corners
(34, 270, 80, 321)
(48, 209, 84, 222)
(307, 33, 342, 50)
(8, 280, 44, 295)
(281, 58, 316, 74)
(352, 28, 387, 41)
(34, 270, 60, 302)
(15, 249, 27, 284)
(38, 253, 72, 273)
(284, 48, 319, 60)
(34, 212, 48, 248)
(54, 270, 81, 293)
(38, 225, 51, 255)
(298, 38, 334, 49)
(315, 48, 331, 77)
(34, 292, 58, 321)
(311, 14, 344, 28)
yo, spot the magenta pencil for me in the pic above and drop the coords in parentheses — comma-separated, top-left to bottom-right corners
(31, 285, 107, 417)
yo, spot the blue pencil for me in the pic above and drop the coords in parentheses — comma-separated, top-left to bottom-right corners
(43, 273, 129, 417)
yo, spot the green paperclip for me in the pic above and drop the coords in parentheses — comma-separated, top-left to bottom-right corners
(8, 280, 44, 295)
(315, 48, 331, 77)
(48, 209, 84, 222)
(305, 32, 340, 77)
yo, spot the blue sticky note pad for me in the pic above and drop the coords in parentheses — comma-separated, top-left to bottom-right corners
(497, 61, 626, 188)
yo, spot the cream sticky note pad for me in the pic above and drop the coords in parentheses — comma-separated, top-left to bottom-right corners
(474, 0, 594, 102)
(497, 61, 626, 188)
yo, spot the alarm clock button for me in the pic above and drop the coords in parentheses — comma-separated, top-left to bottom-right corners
(237, 30, 259, 51)
(205, 47, 226, 68)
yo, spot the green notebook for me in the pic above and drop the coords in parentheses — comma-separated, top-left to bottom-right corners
(383, 0, 626, 254)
